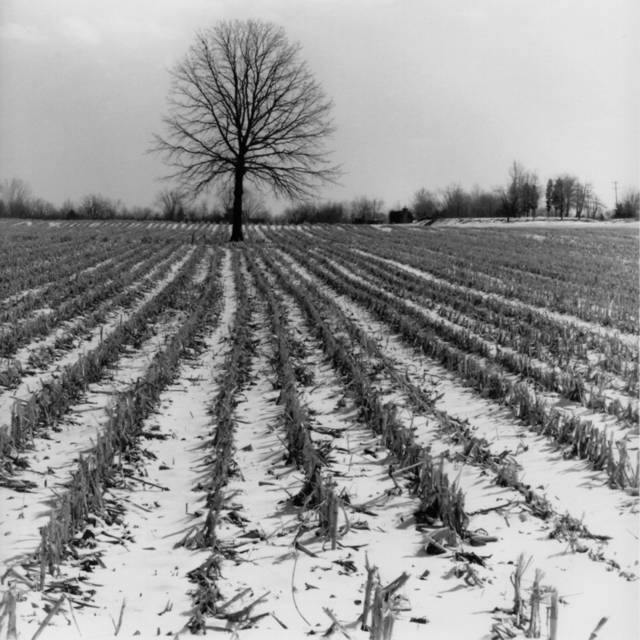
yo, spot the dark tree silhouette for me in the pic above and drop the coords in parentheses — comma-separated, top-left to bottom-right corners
(412, 188, 440, 220)
(153, 19, 338, 241)
(1, 178, 32, 218)
(545, 179, 553, 214)
(500, 162, 539, 220)
(155, 188, 185, 221)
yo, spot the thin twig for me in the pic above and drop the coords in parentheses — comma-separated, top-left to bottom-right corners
(225, 592, 270, 622)
(113, 598, 126, 636)
(468, 500, 516, 516)
(128, 476, 169, 491)
(294, 540, 318, 558)
(389, 460, 423, 477)
(270, 611, 288, 629)
(65, 595, 82, 637)
(31, 595, 65, 640)
(323, 607, 351, 638)
(1, 566, 37, 589)
(218, 587, 252, 613)
(291, 549, 311, 626)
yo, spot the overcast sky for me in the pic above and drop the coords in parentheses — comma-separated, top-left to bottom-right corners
(1, 0, 638, 212)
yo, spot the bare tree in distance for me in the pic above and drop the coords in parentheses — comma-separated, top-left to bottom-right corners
(503, 161, 540, 220)
(350, 196, 385, 224)
(1, 178, 32, 217)
(155, 188, 186, 221)
(79, 194, 119, 219)
(153, 19, 339, 241)
(442, 184, 470, 218)
(412, 188, 441, 220)
(551, 175, 578, 220)
(614, 189, 640, 219)
(585, 191, 604, 219)
(574, 181, 591, 220)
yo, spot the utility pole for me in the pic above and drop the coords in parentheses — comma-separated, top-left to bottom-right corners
(613, 181, 618, 207)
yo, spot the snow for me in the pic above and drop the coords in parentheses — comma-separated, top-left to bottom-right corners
(6, 249, 236, 639)
(357, 249, 638, 350)
(1, 226, 638, 640)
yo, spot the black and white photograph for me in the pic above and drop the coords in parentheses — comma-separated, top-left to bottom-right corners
(0, 1, 638, 638)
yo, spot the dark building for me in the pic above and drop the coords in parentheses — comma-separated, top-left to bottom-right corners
(388, 207, 413, 224)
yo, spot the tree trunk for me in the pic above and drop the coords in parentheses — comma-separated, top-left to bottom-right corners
(230, 163, 244, 242)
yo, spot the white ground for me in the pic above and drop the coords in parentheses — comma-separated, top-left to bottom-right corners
(5, 250, 236, 639)
(0, 248, 194, 432)
(0, 228, 637, 640)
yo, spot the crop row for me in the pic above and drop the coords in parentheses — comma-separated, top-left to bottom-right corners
(256, 246, 470, 536)
(307, 233, 638, 386)
(0, 221, 223, 306)
(0, 244, 183, 391)
(274, 241, 639, 491)
(35, 249, 223, 583)
(285, 225, 636, 365)
(0, 232, 94, 288)
(0, 232, 76, 267)
(263, 249, 584, 527)
(16, 244, 187, 381)
(1, 239, 152, 332)
(0, 243, 183, 360)
(401, 225, 638, 302)
(0, 246, 207, 471)
(309, 225, 638, 333)
(0, 236, 144, 312)
(4, 237, 159, 323)
(387, 224, 640, 311)
(246, 253, 344, 548)
(244, 246, 581, 637)
(304, 238, 638, 420)
(182, 250, 256, 633)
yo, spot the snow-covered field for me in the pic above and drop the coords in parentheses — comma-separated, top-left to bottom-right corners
(0, 219, 637, 640)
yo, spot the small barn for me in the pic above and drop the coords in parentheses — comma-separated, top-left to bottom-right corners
(388, 207, 413, 224)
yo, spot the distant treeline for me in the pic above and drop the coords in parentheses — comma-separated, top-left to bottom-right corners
(1, 164, 638, 223)
(409, 164, 637, 222)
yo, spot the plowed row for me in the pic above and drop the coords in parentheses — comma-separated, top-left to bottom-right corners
(0, 219, 637, 640)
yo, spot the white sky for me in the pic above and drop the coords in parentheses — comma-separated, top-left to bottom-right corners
(0, 0, 638, 211)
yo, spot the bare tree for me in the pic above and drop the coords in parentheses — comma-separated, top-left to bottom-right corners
(441, 184, 470, 217)
(79, 194, 117, 219)
(469, 187, 502, 218)
(282, 200, 347, 224)
(153, 19, 339, 241)
(501, 162, 539, 220)
(551, 175, 578, 219)
(574, 181, 591, 219)
(585, 191, 604, 219)
(156, 188, 186, 221)
(412, 188, 441, 220)
(30, 198, 57, 219)
(614, 189, 640, 219)
(503, 162, 523, 220)
(1, 178, 32, 217)
(350, 196, 385, 223)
